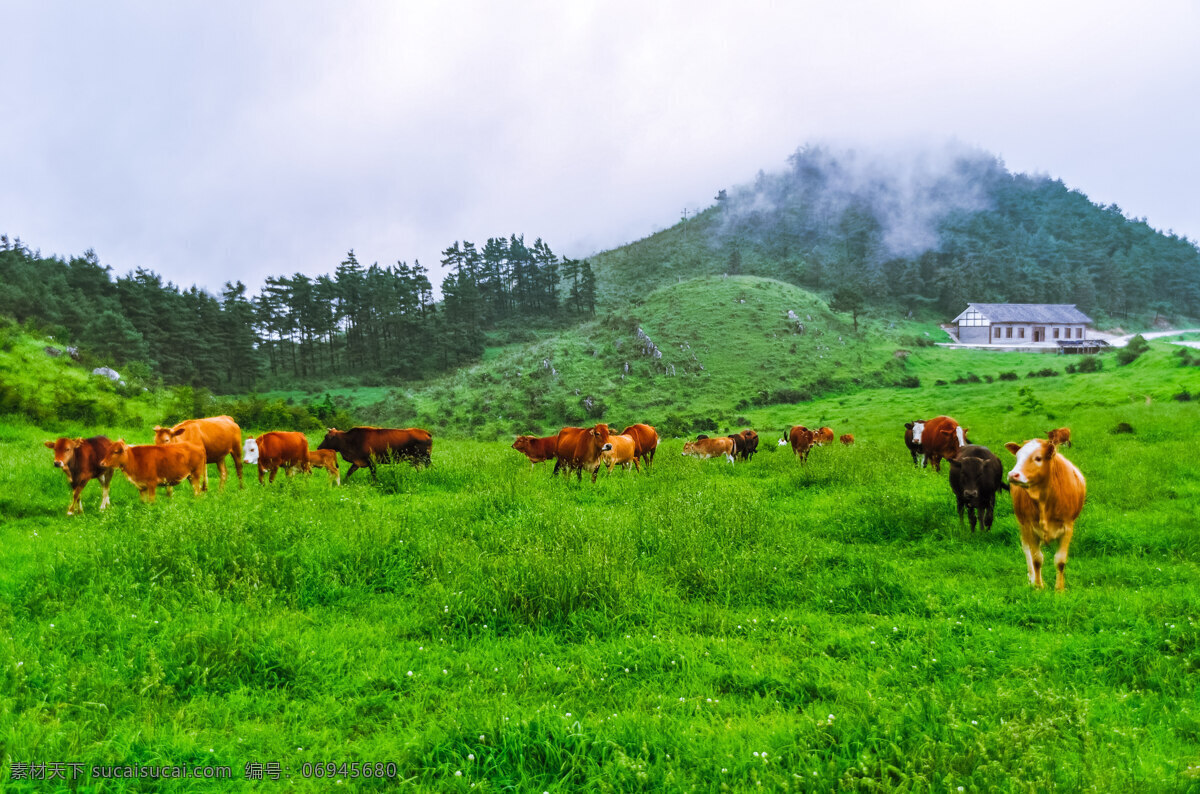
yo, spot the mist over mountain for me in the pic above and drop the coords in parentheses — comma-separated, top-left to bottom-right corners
(592, 142, 1200, 321)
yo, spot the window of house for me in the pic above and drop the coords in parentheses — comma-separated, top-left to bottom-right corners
(994, 327, 1001, 338)
(1076, 328, 1082, 339)
(1054, 328, 1060, 339)
(1019, 328, 1025, 339)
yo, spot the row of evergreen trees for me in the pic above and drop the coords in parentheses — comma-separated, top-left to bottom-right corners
(0, 233, 595, 391)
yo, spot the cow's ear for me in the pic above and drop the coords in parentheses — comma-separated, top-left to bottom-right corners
(69, 437, 84, 447)
(153, 425, 164, 432)
(904, 423, 913, 429)
(1045, 443, 1056, 458)
(171, 427, 188, 437)
(1004, 442, 1021, 455)
(44, 440, 55, 449)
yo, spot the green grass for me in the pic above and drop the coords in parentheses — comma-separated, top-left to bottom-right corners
(3, 342, 1199, 791)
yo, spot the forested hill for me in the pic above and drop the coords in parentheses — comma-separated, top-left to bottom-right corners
(2, 143, 1198, 395)
(590, 144, 1200, 322)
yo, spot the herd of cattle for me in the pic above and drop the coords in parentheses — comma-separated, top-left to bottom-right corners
(43, 414, 1085, 590)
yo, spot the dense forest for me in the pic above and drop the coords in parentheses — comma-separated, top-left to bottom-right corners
(591, 144, 1200, 321)
(0, 234, 596, 392)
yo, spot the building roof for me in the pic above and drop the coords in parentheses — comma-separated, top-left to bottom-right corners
(954, 303, 1092, 324)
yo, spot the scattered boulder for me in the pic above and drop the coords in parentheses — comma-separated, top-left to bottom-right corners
(92, 366, 121, 382)
(44, 346, 62, 357)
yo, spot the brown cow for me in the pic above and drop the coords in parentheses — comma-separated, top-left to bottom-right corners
(812, 427, 835, 446)
(839, 434, 855, 446)
(729, 429, 759, 461)
(44, 436, 115, 515)
(305, 448, 341, 486)
(317, 426, 433, 481)
(511, 434, 559, 470)
(553, 424, 613, 482)
(153, 415, 244, 490)
(1005, 438, 1087, 591)
(682, 435, 736, 463)
(242, 431, 309, 484)
(601, 433, 641, 473)
(620, 423, 660, 470)
(779, 426, 816, 463)
(1047, 427, 1072, 448)
(915, 415, 966, 473)
(101, 440, 206, 503)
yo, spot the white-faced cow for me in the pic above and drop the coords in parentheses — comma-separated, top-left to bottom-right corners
(1004, 437, 1087, 591)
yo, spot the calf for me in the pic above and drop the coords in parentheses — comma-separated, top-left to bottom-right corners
(243, 431, 309, 484)
(601, 433, 641, 473)
(682, 436, 736, 463)
(1047, 427, 1072, 448)
(839, 434, 855, 446)
(101, 440, 206, 503)
(1004, 438, 1087, 591)
(620, 423, 660, 470)
(904, 420, 926, 467)
(779, 426, 816, 463)
(44, 436, 115, 515)
(305, 448, 341, 486)
(812, 426, 835, 446)
(947, 444, 1007, 532)
(511, 434, 559, 470)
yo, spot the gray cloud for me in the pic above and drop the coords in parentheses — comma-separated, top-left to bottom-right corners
(1, 1, 1196, 294)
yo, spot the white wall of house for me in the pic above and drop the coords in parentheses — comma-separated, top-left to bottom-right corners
(988, 323, 1086, 343)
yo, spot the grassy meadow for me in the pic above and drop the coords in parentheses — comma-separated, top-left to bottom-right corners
(2, 337, 1199, 791)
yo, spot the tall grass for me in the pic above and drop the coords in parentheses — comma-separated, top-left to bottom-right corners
(1, 344, 1199, 791)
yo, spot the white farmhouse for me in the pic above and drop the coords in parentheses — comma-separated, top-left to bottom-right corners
(953, 303, 1092, 345)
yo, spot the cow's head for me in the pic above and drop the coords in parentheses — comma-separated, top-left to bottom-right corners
(1004, 439, 1054, 488)
(591, 423, 612, 452)
(317, 428, 344, 452)
(243, 437, 260, 465)
(152, 425, 187, 445)
(949, 455, 989, 505)
(100, 440, 130, 469)
(44, 437, 83, 469)
(512, 435, 532, 452)
(907, 420, 926, 444)
(682, 440, 696, 456)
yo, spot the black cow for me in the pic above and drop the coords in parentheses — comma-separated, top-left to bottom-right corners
(904, 420, 926, 467)
(947, 444, 1007, 532)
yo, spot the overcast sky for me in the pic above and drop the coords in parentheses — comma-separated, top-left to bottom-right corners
(2, 1, 1196, 295)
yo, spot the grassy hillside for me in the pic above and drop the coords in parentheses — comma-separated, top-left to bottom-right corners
(346, 276, 948, 438)
(2, 340, 1199, 790)
(0, 317, 163, 429)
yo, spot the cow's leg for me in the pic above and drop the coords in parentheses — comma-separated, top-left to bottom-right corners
(258, 464, 266, 485)
(99, 472, 113, 510)
(967, 506, 978, 533)
(232, 449, 244, 488)
(69, 484, 84, 516)
(191, 472, 203, 497)
(142, 486, 155, 504)
(269, 465, 279, 484)
(343, 463, 361, 481)
(165, 484, 174, 499)
(631, 458, 641, 474)
(956, 498, 965, 529)
(216, 457, 228, 490)
(1054, 525, 1074, 592)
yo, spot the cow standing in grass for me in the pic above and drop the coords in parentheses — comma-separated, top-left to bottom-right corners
(620, 423, 660, 470)
(44, 436, 115, 515)
(1005, 437, 1087, 591)
(153, 415, 244, 490)
(553, 424, 613, 482)
(780, 426, 816, 463)
(948, 445, 1007, 532)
